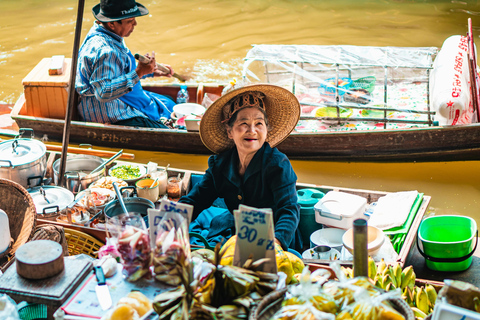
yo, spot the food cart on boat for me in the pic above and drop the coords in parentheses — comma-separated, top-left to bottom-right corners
(1, 143, 479, 319)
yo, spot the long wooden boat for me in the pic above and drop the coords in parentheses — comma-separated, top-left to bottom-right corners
(9, 53, 480, 162)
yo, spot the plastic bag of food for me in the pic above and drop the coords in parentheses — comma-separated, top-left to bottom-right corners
(152, 210, 191, 286)
(109, 213, 152, 282)
(0, 294, 20, 320)
(336, 289, 406, 320)
(272, 268, 336, 320)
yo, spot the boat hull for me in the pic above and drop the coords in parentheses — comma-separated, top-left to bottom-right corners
(9, 92, 480, 162)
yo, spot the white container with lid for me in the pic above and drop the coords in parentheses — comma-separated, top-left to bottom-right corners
(314, 191, 368, 229)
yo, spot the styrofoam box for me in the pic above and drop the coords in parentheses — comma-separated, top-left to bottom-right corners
(432, 302, 480, 320)
(314, 191, 368, 229)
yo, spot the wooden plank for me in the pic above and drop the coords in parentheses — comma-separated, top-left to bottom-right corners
(0, 256, 92, 320)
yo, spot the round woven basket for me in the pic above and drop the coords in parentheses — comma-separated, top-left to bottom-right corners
(0, 178, 37, 261)
(248, 287, 414, 320)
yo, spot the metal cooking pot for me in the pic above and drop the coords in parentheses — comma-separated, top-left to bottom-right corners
(28, 185, 75, 220)
(53, 154, 105, 194)
(0, 130, 47, 188)
(103, 197, 155, 220)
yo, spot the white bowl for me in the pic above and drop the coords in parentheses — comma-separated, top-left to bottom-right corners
(108, 164, 146, 184)
(310, 227, 346, 251)
(173, 103, 206, 118)
(342, 225, 385, 256)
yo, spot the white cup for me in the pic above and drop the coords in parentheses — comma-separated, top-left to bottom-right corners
(136, 178, 159, 203)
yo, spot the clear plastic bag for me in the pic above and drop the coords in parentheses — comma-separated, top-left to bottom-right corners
(0, 294, 20, 320)
(109, 213, 152, 282)
(152, 211, 191, 286)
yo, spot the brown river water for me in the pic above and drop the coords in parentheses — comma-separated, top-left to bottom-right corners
(0, 0, 479, 227)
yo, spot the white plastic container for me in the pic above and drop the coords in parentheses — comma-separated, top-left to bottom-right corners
(432, 301, 480, 320)
(314, 191, 368, 229)
(0, 209, 11, 254)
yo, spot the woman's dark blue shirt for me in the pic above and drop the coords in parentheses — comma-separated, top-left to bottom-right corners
(179, 142, 302, 251)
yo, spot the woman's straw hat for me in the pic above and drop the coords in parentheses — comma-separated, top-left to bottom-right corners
(200, 84, 300, 154)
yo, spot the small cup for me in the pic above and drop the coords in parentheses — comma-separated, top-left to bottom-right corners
(312, 245, 332, 260)
(167, 177, 182, 199)
(136, 178, 160, 203)
(151, 169, 168, 196)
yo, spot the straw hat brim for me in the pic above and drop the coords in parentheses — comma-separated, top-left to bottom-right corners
(199, 84, 300, 154)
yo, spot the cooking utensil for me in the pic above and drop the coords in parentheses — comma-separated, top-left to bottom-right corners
(90, 149, 123, 175)
(39, 187, 51, 204)
(28, 185, 75, 219)
(68, 192, 86, 209)
(112, 182, 129, 215)
(53, 154, 105, 194)
(149, 177, 159, 188)
(0, 129, 47, 188)
(134, 53, 188, 82)
(93, 265, 112, 311)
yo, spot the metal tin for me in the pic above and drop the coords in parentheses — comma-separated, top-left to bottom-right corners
(28, 185, 74, 220)
(0, 138, 47, 188)
(53, 154, 105, 194)
(103, 197, 154, 219)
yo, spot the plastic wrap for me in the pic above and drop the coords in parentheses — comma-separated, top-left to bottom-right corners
(242, 44, 439, 131)
(110, 213, 152, 282)
(152, 211, 191, 286)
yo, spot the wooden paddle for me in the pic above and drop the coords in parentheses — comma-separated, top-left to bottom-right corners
(134, 53, 188, 82)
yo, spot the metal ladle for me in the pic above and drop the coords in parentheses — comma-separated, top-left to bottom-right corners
(112, 181, 129, 215)
(90, 149, 123, 175)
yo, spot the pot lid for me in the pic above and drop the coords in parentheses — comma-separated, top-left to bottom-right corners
(0, 139, 46, 167)
(28, 186, 74, 215)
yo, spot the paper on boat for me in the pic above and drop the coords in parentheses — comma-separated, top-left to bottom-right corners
(368, 190, 419, 230)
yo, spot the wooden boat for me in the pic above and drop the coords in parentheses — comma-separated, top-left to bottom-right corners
(35, 151, 431, 269)
(9, 51, 480, 162)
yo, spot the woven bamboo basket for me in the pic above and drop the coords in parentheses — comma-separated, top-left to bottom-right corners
(0, 178, 36, 264)
(64, 228, 104, 258)
(249, 287, 414, 320)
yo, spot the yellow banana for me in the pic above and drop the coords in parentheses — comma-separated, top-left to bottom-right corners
(393, 262, 402, 289)
(368, 256, 377, 280)
(377, 258, 387, 275)
(416, 287, 430, 314)
(382, 274, 393, 291)
(411, 306, 427, 319)
(425, 284, 437, 307)
(474, 296, 480, 313)
(403, 286, 414, 306)
(374, 275, 383, 289)
(386, 265, 397, 288)
(401, 265, 415, 290)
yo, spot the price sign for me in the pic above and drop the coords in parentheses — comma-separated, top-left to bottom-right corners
(148, 199, 193, 249)
(233, 204, 277, 274)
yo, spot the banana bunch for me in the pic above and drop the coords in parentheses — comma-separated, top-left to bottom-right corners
(403, 284, 437, 319)
(341, 258, 438, 320)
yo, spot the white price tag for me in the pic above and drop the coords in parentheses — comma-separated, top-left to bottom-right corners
(148, 199, 193, 249)
(233, 204, 277, 273)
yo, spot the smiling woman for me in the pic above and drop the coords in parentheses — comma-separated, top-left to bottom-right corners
(178, 84, 304, 251)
